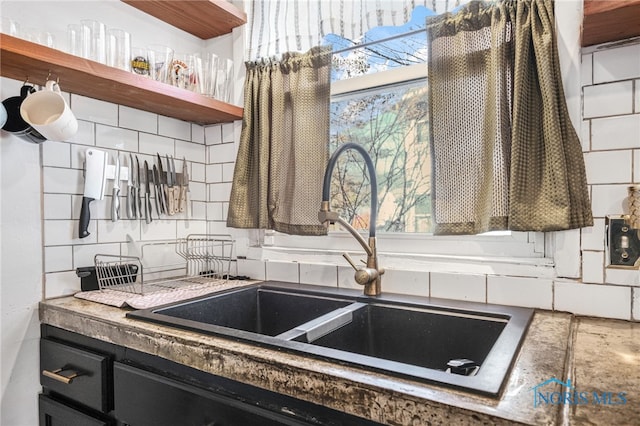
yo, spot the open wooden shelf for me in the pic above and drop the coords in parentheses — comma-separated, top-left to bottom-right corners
(0, 34, 243, 125)
(583, 0, 640, 47)
(121, 0, 246, 39)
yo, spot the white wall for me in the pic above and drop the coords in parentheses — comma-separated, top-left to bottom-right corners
(0, 1, 238, 424)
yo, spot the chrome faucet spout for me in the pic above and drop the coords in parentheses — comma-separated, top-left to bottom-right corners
(318, 143, 384, 296)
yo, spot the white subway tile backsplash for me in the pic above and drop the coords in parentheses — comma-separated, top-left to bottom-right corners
(299, 263, 338, 287)
(205, 125, 222, 145)
(635, 80, 640, 113)
(633, 288, 640, 321)
(45, 219, 96, 245)
(73, 243, 120, 269)
(554, 281, 631, 320)
(591, 184, 629, 218)
(584, 150, 631, 184)
(581, 251, 604, 284)
(140, 219, 177, 240)
(634, 150, 640, 182)
(207, 203, 224, 221)
(97, 219, 141, 243)
(191, 201, 207, 220)
(222, 123, 234, 143)
(237, 259, 266, 280)
(158, 116, 191, 140)
(487, 276, 553, 309)
(44, 194, 72, 220)
(42, 167, 83, 195)
(580, 120, 590, 152)
(581, 218, 605, 251)
(176, 140, 206, 163)
(222, 163, 235, 182)
(208, 142, 236, 164)
(95, 125, 138, 152)
(189, 181, 206, 202)
(42, 141, 71, 168)
(583, 81, 633, 118)
(591, 114, 640, 150)
(190, 162, 205, 182)
(191, 124, 205, 144)
(119, 106, 157, 133)
(206, 164, 223, 182)
(177, 220, 207, 238)
(72, 95, 118, 126)
(593, 44, 640, 84)
(222, 202, 228, 221)
(265, 261, 299, 283)
(45, 271, 81, 299)
(139, 133, 174, 156)
(338, 265, 359, 290)
(431, 272, 485, 302)
(383, 269, 429, 296)
(605, 267, 640, 287)
(209, 182, 232, 202)
(45, 246, 73, 272)
(67, 120, 95, 146)
(581, 53, 593, 87)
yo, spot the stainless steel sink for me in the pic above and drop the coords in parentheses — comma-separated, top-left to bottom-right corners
(127, 281, 533, 396)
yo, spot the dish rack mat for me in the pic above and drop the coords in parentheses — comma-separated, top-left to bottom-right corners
(94, 234, 235, 295)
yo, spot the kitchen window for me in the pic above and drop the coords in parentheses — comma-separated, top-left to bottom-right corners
(264, 25, 548, 268)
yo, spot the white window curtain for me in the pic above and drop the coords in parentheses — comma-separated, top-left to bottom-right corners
(247, 0, 469, 59)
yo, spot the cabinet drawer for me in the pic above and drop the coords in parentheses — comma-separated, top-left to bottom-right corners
(39, 394, 111, 426)
(40, 338, 112, 413)
(114, 362, 307, 426)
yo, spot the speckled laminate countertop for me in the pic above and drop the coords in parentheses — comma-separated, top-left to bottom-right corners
(39, 286, 640, 425)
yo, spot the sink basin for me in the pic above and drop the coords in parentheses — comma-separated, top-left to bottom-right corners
(146, 286, 352, 336)
(127, 281, 533, 396)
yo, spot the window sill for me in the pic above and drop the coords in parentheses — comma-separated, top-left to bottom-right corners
(246, 245, 555, 279)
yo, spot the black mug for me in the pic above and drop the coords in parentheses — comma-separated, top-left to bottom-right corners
(1, 85, 47, 143)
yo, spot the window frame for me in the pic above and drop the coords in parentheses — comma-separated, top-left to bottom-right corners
(262, 59, 551, 275)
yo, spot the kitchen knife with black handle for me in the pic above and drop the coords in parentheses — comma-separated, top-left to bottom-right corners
(156, 153, 168, 215)
(152, 164, 162, 218)
(79, 148, 108, 238)
(135, 155, 142, 219)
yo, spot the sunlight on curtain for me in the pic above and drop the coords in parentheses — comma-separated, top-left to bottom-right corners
(247, 0, 467, 59)
(426, 0, 593, 234)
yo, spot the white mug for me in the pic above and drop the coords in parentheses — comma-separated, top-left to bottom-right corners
(20, 80, 78, 142)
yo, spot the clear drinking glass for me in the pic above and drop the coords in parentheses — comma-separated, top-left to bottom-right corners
(80, 19, 106, 63)
(147, 44, 174, 83)
(1, 17, 20, 37)
(203, 52, 219, 98)
(66, 24, 83, 56)
(106, 28, 131, 71)
(215, 59, 233, 103)
(131, 47, 150, 77)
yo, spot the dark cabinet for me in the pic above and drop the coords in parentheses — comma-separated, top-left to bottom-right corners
(39, 325, 379, 426)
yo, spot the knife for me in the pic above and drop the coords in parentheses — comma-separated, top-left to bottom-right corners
(152, 164, 162, 218)
(166, 154, 176, 215)
(169, 155, 180, 214)
(179, 156, 189, 216)
(156, 153, 167, 215)
(126, 154, 135, 219)
(143, 160, 152, 224)
(79, 148, 108, 238)
(111, 152, 121, 222)
(135, 155, 142, 219)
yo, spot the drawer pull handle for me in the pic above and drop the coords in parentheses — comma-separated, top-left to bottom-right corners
(42, 368, 82, 384)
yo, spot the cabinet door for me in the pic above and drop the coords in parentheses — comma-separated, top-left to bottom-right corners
(39, 394, 111, 426)
(114, 362, 308, 426)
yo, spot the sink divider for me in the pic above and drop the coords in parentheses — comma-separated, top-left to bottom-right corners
(276, 302, 366, 343)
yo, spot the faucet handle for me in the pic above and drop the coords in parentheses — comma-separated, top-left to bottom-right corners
(342, 253, 379, 286)
(342, 253, 359, 270)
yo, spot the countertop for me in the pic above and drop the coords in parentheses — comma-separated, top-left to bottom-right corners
(39, 285, 640, 425)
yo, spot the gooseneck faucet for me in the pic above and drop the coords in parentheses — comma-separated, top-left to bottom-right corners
(318, 143, 384, 296)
